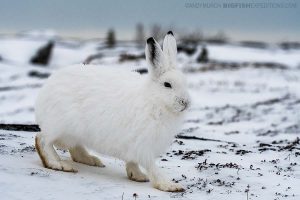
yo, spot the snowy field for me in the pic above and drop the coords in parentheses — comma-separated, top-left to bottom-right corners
(0, 33, 300, 200)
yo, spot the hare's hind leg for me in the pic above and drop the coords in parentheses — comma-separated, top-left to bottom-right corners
(126, 162, 149, 182)
(147, 164, 184, 192)
(35, 133, 77, 172)
(69, 145, 105, 167)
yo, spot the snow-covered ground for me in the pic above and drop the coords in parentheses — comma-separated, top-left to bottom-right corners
(0, 34, 300, 200)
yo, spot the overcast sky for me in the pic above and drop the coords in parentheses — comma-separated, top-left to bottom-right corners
(0, 0, 299, 42)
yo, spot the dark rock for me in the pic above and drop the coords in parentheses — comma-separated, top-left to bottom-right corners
(252, 95, 290, 108)
(196, 161, 240, 171)
(176, 134, 236, 145)
(28, 70, 50, 79)
(279, 42, 300, 50)
(196, 46, 209, 63)
(119, 53, 145, 62)
(0, 124, 40, 132)
(239, 41, 268, 49)
(83, 53, 103, 64)
(258, 143, 272, 147)
(106, 29, 116, 48)
(177, 44, 197, 56)
(30, 41, 54, 66)
(235, 149, 252, 155)
(20, 145, 36, 153)
(184, 60, 288, 73)
(280, 137, 300, 151)
(0, 84, 42, 92)
(181, 149, 211, 160)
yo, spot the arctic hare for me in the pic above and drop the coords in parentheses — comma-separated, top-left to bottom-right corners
(35, 31, 191, 192)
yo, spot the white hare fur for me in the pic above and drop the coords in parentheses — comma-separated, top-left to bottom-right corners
(35, 32, 191, 192)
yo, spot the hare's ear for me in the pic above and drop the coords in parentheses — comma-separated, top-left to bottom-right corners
(163, 31, 177, 68)
(145, 37, 166, 78)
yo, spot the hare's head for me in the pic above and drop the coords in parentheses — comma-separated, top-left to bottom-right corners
(145, 31, 191, 113)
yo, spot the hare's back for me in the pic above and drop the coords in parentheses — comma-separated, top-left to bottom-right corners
(35, 64, 143, 127)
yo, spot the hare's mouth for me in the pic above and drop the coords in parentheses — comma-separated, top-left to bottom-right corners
(171, 104, 187, 113)
(177, 100, 189, 112)
(179, 105, 187, 112)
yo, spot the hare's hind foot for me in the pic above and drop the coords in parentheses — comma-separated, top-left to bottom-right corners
(126, 162, 149, 182)
(69, 145, 105, 167)
(147, 165, 184, 192)
(35, 133, 77, 172)
(153, 181, 185, 192)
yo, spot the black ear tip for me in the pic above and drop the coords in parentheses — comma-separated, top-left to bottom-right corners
(167, 31, 173, 36)
(147, 37, 155, 44)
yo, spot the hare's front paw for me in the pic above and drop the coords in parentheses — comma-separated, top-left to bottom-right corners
(126, 162, 149, 182)
(128, 170, 149, 182)
(153, 180, 185, 192)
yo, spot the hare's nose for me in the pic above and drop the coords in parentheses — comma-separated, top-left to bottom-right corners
(179, 99, 188, 107)
(179, 98, 191, 108)
(175, 97, 190, 108)
(179, 99, 185, 105)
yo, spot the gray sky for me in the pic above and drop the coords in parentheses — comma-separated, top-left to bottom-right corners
(0, 0, 299, 42)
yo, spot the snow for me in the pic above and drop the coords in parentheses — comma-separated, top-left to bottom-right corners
(207, 44, 300, 68)
(0, 38, 45, 65)
(0, 34, 300, 200)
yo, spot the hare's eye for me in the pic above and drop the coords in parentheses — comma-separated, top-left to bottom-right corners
(164, 82, 172, 88)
